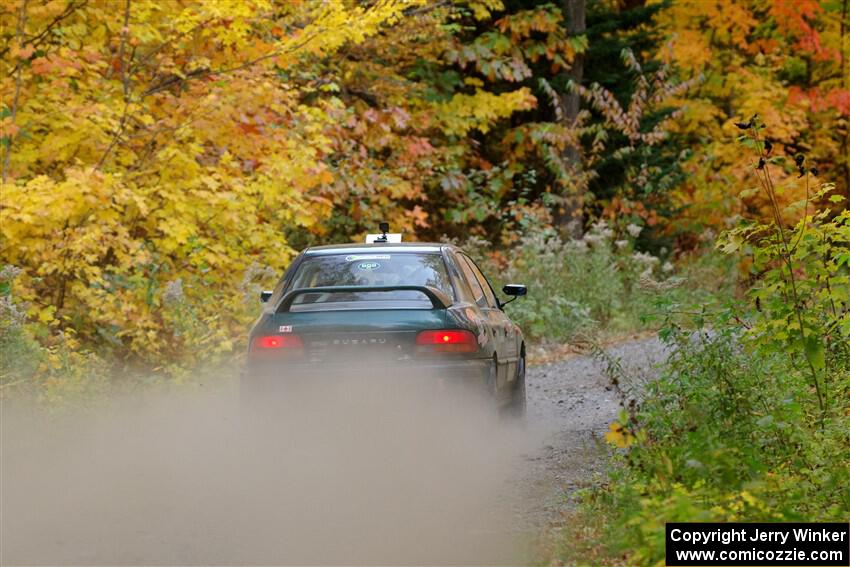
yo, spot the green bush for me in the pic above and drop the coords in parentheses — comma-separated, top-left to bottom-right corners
(455, 222, 733, 343)
(549, 130, 850, 566)
(1, 266, 40, 386)
(571, 325, 850, 566)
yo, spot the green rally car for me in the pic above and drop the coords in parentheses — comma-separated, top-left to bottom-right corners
(243, 231, 527, 413)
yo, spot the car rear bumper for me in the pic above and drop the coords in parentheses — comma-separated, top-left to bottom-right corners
(241, 357, 491, 403)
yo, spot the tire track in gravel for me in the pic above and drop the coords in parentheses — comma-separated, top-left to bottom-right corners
(512, 335, 669, 531)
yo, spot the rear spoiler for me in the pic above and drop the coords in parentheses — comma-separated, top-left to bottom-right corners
(276, 285, 451, 312)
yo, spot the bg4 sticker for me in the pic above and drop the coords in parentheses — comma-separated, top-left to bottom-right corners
(357, 262, 381, 271)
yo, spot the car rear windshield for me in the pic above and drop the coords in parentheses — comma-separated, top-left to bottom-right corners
(285, 252, 454, 310)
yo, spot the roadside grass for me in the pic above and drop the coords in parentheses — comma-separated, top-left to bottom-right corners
(537, 502, 626, 566)
(540, 274, 848, 563)
(540, 136, 850, 566)
(542, 326, 849, 566)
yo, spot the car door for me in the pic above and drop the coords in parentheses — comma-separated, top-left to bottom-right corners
(456, 254, 516, 395)
(452, 252, 496, 344)
(463, 254, 521, 362)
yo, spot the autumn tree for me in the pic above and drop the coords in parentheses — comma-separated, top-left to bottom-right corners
(1, 0, 549, 366)
(655, 0, 850, 240)
(0, 0, 416, 364)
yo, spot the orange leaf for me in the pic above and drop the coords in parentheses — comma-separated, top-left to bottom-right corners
(31, 57, 53, 75)
(11, 43, 34, 60)
(1, 120, 20, 137)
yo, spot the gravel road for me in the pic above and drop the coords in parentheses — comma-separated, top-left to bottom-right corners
(512, 335, 669, 531)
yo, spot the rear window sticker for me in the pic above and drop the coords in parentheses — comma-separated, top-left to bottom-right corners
(357, 262, 381, 271)
(279, 325, 293, 333)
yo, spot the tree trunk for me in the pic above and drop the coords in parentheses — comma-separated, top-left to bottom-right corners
(557, 0, 586, 239)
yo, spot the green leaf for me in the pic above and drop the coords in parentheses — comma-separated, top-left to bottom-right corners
(804, 336, 825, 372)
(756, 415, 774, 427)
(739, 186, 760, 199)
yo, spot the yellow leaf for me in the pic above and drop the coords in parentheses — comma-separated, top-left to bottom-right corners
(38, 307, 56, 323)
(604, 421, 635, 448)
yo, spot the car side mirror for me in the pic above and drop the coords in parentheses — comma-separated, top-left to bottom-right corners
(499, 284, 527, 308)
(260, 290, 273, 303)
(502, 284, 527, 297)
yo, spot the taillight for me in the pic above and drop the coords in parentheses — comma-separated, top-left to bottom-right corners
(415, 329, 478, 354)
(251, 334, 304, 351)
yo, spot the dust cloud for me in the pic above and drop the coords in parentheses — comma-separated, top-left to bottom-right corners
(2, 367, 541, 565)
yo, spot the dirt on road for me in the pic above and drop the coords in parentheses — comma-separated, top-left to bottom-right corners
(1, 336, 667, 565)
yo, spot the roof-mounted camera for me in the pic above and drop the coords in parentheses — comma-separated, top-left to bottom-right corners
(365, 222, 402, 244)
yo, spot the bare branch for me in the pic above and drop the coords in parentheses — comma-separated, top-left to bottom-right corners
(403, 0, 449, 17)
(118, 0, 131, 98)
(1, 0, 87, 66)
(95, 0, 132, 171)
(140, 27, 322, 97)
